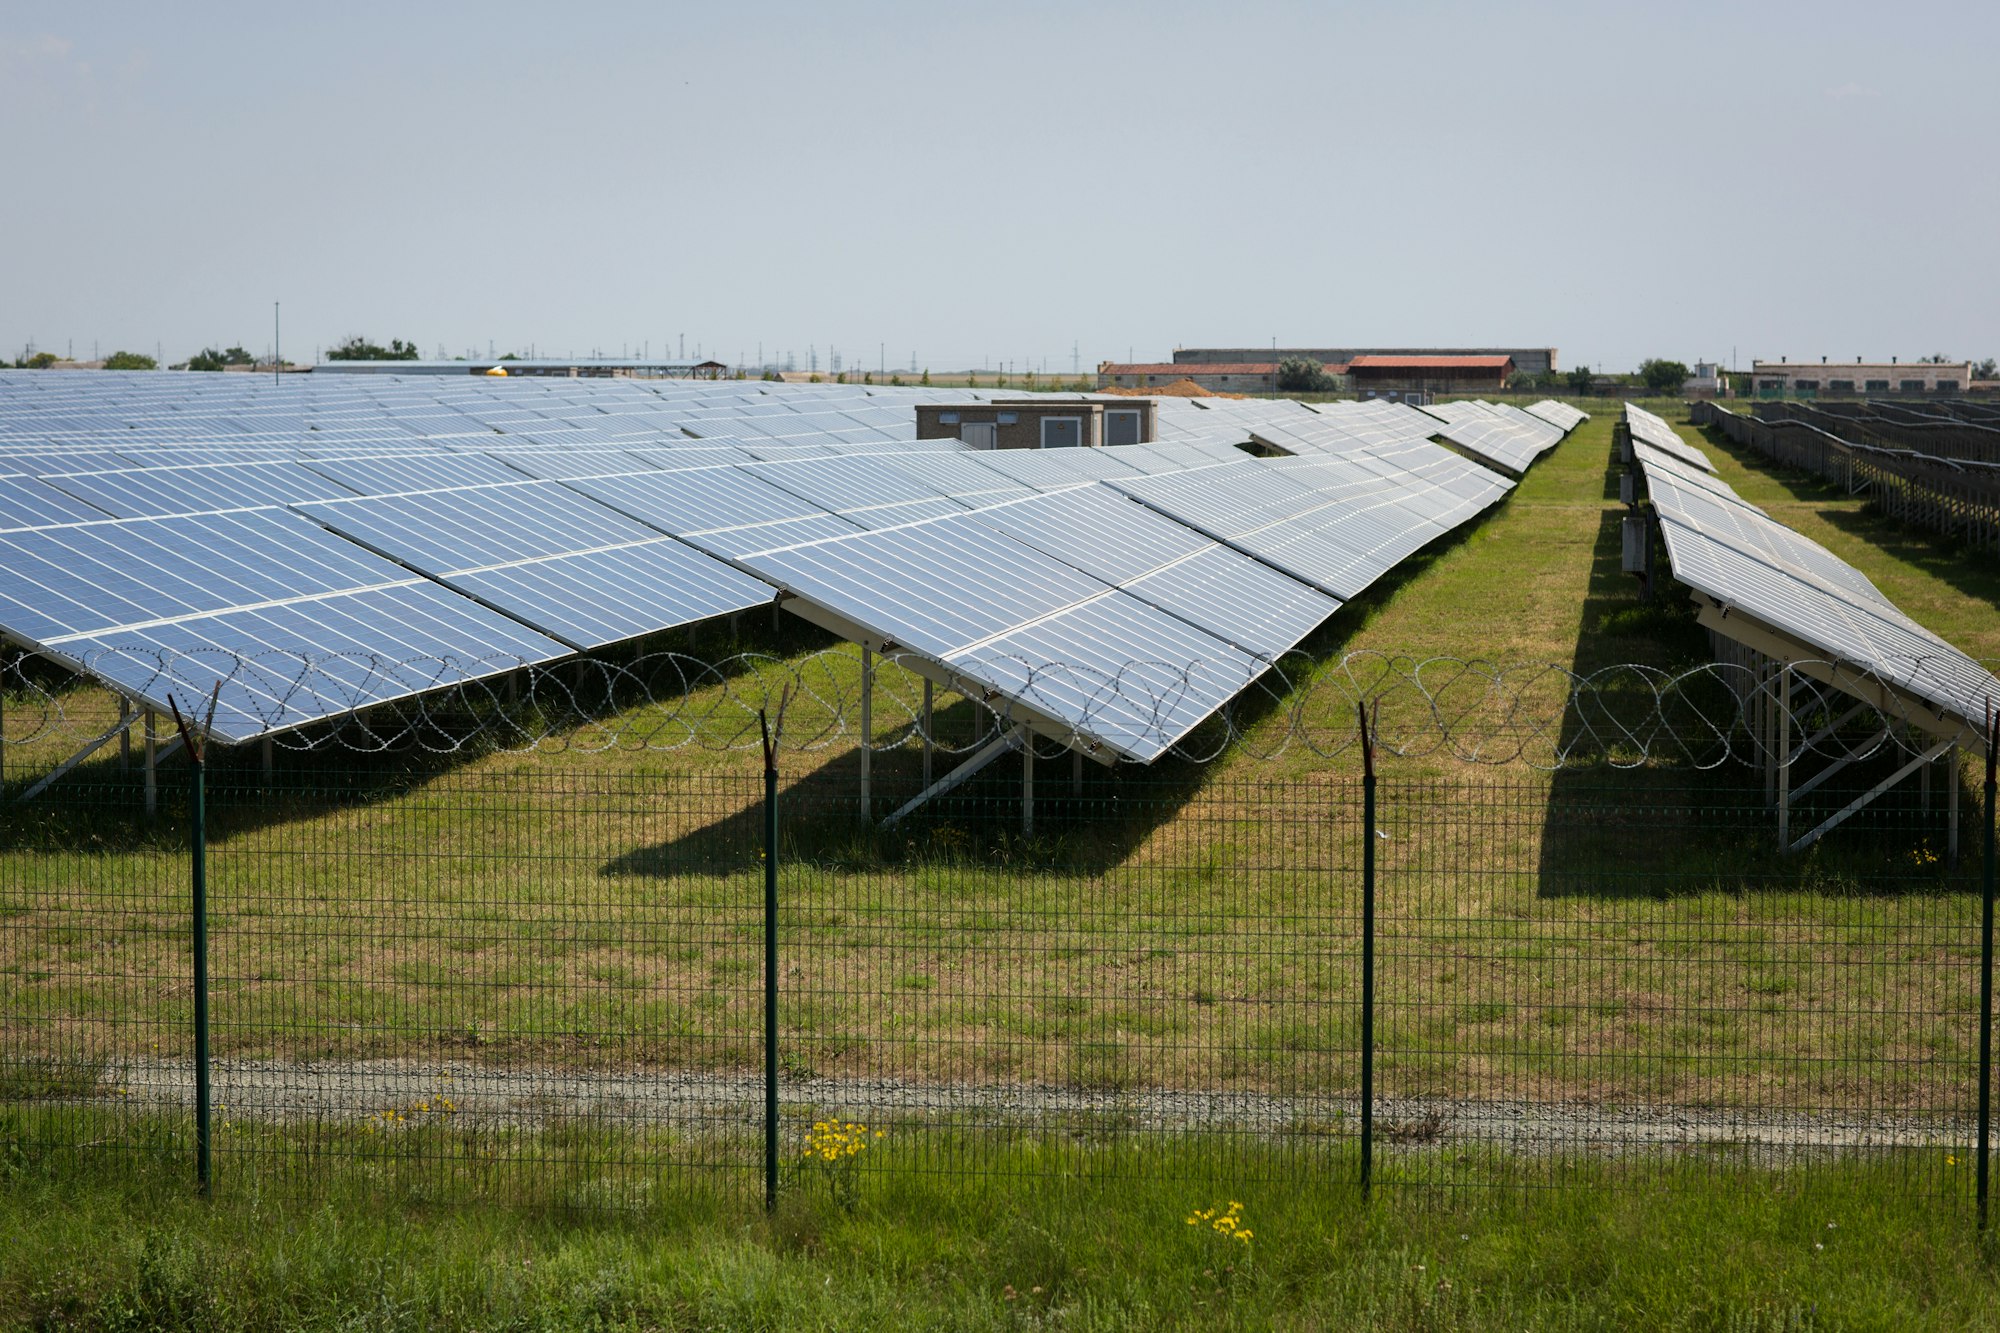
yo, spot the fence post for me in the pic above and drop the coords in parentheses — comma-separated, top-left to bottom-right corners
(759, 700, 784, 1213)
(1979, 705, 1996, 1229)
(168, 691, 216, 1200)
(1358, 701, 1376, 1202)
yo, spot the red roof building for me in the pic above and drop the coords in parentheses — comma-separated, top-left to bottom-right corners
(1346, 355, 1515, 394)
(1095, 361, 1348, 393)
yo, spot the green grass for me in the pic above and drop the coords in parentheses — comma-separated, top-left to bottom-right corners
(1, 1125, 1994, 1331)
(2, 401, 1995, 1110)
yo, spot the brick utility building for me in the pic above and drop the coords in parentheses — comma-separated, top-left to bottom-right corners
(1346, 355, 1515, 396)
(1750, 360, 1974, 398)
(1093, 362, 1339, 393)
(917, 399, 1156, 449)
(1177, 346, 1559, 377)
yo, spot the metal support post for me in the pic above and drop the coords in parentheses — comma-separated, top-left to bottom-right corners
(261, 736, 273, 780)
(119, 697, 131, 771)
(921, 679, 933, 791)
(168, 691, 216, 1200)
(144, 710, 158, 816)
(1950, 742, 1961, 865)
(1979, 707, 1997, 1230)
(760, 704, 783, 1213)
(1072, 746, 1083, 797)
(858, 648, 873, 822)
(1359, 701, 1377, 1201)
(1022, 738, 1034, 837)
(1777, 668, 1791, 848)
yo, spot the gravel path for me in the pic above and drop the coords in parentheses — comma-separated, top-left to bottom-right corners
(89, 1056, 1982, 1157)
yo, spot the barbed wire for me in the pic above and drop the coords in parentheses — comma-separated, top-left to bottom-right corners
(3, 644, 1993, 777)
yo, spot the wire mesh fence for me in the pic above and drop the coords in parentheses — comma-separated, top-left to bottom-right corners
(2, 653, 1997, 1217)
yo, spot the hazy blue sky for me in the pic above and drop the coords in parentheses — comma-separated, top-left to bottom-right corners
(4, 1, 1994, 374)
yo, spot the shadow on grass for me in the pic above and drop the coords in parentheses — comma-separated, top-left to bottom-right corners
(1536, 419, 1984, 899)
(0, 613, 840, 854)
(611, 494, 1517, 883)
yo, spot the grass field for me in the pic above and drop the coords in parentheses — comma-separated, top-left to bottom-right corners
(1, 1126, 1994, 1331)
(2, 400, 1996, 1120)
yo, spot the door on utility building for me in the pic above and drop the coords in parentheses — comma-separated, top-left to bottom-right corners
(1040, 416, 1083, 448)
(1104, 410, 1141, 447)
(960, 422, 997, 449)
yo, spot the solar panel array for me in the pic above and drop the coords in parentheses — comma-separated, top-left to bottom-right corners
(1416, 399, 1568, 475)
(1627, 405, 2000, 729)
(1624, 401, 1715, 472)
(1524, 399, 1589, 432)
(0, 371, 1524, 757)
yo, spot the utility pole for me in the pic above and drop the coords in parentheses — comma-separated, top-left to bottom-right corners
(273, 302, 280, 383)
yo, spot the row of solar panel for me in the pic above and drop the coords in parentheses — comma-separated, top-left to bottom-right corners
(1415, 400, 1571, 475)
(0, 373, 1568, 757)
(1625, 404, 1999, 730)
(0, 434, 1302, 745)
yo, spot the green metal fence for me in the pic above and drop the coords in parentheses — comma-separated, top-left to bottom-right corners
(3, 671, 1997, 1221)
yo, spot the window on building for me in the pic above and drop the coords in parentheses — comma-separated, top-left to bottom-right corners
(1794, 379, 1820, 391)
(1937, 381, 1960, 393)
(1828, 380, 1855, 393)
(1901, 380, 1925, 393)
(1865, 380, 1890, 392)
(997, 413, 1019, 425)
(1758, 380, 1784, 392)
(939, 412, 960, 425)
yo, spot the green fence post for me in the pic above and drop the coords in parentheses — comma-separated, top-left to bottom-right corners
(1358, 701, 1376, 1202)
(759, 702, 782, 1212)
(1979, 707, 1996, 1229)
(169, 691, 216, 1200)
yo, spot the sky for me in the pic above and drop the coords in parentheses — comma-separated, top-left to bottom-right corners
(3, 0, 1996, 375)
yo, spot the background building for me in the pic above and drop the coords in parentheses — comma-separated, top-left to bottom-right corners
(1347, 354, 1514, 396)
(917, 399, 1155, 449)
(1176, 346, 1559, 377)
(1750, 360, 1973, 398)
(1094, 361, 1347, 393)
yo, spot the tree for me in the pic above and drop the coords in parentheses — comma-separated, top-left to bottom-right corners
(1974, 358, 1997, 380)
(186, 348, 227, 372)
(326, 336, 420, 361)
(221, 345, 255, 365)
(1637, 359, 1691, 394)
(919, 368, 931, 387)
(1919, 353, 1955, 364)
(1564, 365, 1594, 396)
(1275, 357, 1337, 393)
(103, 350, 156, 370)
(16, 351, 58, 369)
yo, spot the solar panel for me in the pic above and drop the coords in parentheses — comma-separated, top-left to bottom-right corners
(560, 464, 865, 552)
(296, 482, 771, 649)
(0, 475, 116, 531)
(302, 452, 533, 495)
(0, 507, 569, 740)
(42, 460, 360, 518)
(1623, 403, 1714, 472)
(735, 514, 1266, 761)
(1525, 399, 1588, 432)
(1415, 402, 1561, 476)
(963, 485, 1341, 660)
(1633, 434, 2000, 729)
(1109, 456, 1496, 601)
(63, 584, 569, 745)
